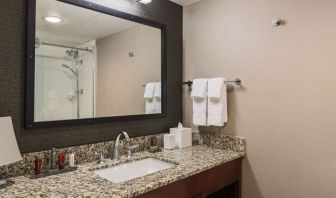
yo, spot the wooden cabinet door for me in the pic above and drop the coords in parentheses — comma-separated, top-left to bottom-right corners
(138, 158, 242, 198)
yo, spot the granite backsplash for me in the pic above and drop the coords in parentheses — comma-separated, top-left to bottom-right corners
(0, 132, 246, 179)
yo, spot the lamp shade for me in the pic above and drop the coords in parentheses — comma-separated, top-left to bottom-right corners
(0, 117, 22, 166)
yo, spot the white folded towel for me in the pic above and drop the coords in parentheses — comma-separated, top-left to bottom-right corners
(208, 78, 225, 98)
(154, 82, 161, 98)
(191, 79, 208, 126)
(191, 78, 208, 98)
(207, 78, 228, 126)
(144, 83, 156, 99)
(144, 82, 156, 114)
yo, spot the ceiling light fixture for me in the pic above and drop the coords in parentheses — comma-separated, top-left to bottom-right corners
(44, 16, 63, 23)
(131, 0, 152, 4)
(139, 0, 152, 4)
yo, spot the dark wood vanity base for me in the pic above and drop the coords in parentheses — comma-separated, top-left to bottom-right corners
(139, 157, 243, 198)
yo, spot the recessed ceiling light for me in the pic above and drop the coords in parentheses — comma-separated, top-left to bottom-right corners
(131, 0, 152, 4)
(44, 16, 63, 23)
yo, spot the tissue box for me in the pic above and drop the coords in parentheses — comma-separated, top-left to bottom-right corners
(164, 134, 175, 150)
(170, 127, 192, 149)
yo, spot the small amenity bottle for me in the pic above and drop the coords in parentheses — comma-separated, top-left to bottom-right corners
(34, 157, 42, 175)
(69, 153, 75, 167)
(58, 151, 65, 170)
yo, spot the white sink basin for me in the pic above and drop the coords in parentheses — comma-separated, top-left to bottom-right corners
(94, 158, 174, 183)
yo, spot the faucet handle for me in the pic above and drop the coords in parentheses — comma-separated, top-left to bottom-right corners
(95, 152, 106, 165)
(99, 154, 106, 165)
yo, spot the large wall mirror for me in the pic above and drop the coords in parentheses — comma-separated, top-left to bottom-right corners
(26, 0, 167, 128)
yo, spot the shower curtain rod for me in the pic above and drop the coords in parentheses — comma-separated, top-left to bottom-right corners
(36, 41, 94, 53)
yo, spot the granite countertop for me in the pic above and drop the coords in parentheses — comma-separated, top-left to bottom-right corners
(0, 145, 244, 198)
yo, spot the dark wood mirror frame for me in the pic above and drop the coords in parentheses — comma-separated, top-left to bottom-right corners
(25, 0, 167, 129)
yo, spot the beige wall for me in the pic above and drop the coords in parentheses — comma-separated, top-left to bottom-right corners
(96, 25, 161, 117)
(183, 0, 336, 197)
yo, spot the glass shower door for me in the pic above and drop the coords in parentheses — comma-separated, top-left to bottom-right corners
(34, 41, 96, 122)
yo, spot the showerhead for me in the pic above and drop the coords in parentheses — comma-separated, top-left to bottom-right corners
(62, 64, 78, 77)
(65, 49, 79, 59)
(65, 50, 72, 57)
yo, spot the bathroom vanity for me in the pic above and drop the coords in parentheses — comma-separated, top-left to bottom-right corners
(0, 145, 244, 198)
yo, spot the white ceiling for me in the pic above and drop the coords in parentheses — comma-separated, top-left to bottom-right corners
(36, 0, 201, 47)
(169, 0, 202, 6)
(36, 0, 137, 47)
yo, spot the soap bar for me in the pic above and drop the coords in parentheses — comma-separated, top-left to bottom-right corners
(170, 127, 192, 149)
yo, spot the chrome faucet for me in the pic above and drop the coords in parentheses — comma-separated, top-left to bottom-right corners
(113, 131, 130, 160)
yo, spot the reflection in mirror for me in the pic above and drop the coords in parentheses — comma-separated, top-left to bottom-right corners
(34, 0, 162, 122)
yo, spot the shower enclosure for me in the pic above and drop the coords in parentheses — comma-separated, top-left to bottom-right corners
(34, 39, 96, 122)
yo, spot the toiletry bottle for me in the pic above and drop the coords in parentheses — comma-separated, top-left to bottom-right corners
(58, 151, 65, 170)
(34, 157, 42, 175)
(149, 136, 158, 152)
(69, 152, 75, 167)
(50, 148, 56, 170)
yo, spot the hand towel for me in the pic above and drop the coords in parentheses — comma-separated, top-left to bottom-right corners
(208, 78, 225, 98)
(151, 82, 161, 113)
(153, 98, 161, 113)
(207, 78, 228, 126)
(144, 82, 156, 114)
(191, 78, 208, 98)
(145, 99, 155, 114)
(191, 79, 208, 126)
(144, 82, 156, 99)
(147, 82, 161, 114)
(145, 98, 155, 114)
(154, 82, 161, 98)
